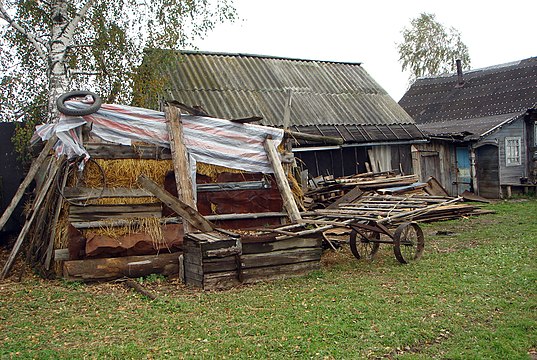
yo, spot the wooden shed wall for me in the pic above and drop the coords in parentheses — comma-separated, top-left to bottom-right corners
(411, 142, 456, 196)
(295, 145, 413, 178)
(483, 118, 527, 185)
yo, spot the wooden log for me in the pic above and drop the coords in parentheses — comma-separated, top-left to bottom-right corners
(63, 252, 180, 281)
(263, 137, 301, 223)
(166, 105, 196, 233)
(138, 175, 214, 232)
(0, 157, 61, 279)
(0, 134, 58, 231)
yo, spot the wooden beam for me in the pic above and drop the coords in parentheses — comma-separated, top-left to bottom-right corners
(284, 130, 344, 145)
(63, 253, 180, 281)
(137, 175, 214, 232)
(263, 137, 302, 223)
(0, 156, 61, 279)
(0, 134, 58, 231)
(165, 105, 196, 233)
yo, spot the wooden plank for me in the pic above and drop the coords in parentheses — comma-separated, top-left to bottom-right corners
(201, 260, 321, 290)
(240, 248, 322, 268)
(263, 137, 301, 223)
(166, 105, 196, 233)
(0, 134, 58, 231)
(0, 157, 61, 280)
(424, 176, 450, 196)
(63, 187, 153, 200)
(242, 237, 322, 254)
(85, 143, 172, 159)
(241, 260, 320, 284)
(63, 252, 180, 281)
(138, 175, 214, 232)
(326, 185, 363, 209)
(202, 272, 240, 290)
(68, 203, 162, 222)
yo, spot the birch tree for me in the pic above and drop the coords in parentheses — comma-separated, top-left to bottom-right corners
(0, 0, 236, 158)
(397, 13, 470, 81)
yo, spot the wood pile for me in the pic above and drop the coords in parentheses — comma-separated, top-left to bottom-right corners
(304, 171, 419, 209)
(183, 231, 322, 291)
(313, 194, 492, 224)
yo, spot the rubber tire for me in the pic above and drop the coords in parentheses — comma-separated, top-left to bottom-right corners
(56, 91, 102, 116)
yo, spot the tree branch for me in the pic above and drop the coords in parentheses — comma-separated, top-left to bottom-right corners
(63, 0, 96, 42)
(0, 3, 47, 61)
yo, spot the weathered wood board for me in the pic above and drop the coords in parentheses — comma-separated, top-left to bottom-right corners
(183, 231, 322, 291)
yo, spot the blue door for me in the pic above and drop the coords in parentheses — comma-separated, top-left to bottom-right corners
(456, 147, 471, 194)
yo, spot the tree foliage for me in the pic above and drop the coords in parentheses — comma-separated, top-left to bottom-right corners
(0, 0, 236, 161)
(397, 13, 471, 81)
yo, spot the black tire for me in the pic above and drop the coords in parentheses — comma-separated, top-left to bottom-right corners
(56, 91, 102, 116)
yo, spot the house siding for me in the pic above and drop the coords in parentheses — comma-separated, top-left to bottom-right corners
(483, 118, 527, 185)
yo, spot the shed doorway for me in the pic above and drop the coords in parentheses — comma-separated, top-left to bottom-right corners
(476, 144, 500, 198)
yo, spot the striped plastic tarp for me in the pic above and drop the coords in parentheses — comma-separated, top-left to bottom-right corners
(36, 102, 284, 174)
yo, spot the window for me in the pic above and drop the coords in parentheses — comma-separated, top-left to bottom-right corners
(505, 137, 521, 166)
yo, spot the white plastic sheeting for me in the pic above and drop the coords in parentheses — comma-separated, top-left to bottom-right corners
(35, 102, 284, 174)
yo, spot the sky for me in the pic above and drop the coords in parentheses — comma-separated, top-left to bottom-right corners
(192, 0, 536, 101)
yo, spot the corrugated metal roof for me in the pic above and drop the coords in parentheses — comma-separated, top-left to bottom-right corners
(157, 50, 420, 143)
(399, 56, 537, 138)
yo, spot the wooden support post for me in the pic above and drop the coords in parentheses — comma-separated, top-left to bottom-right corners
(45, 160, 68, 270)
(165, 105, 196, 234)
(0, 134, 58, 231)
(263, 137, 301, 223)
(0, 156, 61, 280)
(138, 175, 214, 232)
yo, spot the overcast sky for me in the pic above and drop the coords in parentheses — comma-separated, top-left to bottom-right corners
(192, 0, 536, 101)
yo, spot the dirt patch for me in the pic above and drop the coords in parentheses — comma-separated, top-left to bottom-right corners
(0, 237, 38, 283)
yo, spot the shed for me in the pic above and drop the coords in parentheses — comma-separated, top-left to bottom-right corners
(144, 50, 426, 178)
(399, 57, 537, 198)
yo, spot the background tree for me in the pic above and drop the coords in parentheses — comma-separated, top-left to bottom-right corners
(0, 0, 236, 161)
(397, 12, 471, 81)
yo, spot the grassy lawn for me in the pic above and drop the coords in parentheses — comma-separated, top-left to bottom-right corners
(0, 199, 536, 359)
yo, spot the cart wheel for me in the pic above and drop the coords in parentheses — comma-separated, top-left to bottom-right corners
(349, 223, 380, 260)
(393, 222, 424, 264)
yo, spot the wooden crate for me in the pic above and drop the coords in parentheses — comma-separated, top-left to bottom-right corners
(183, 231, 322, 291)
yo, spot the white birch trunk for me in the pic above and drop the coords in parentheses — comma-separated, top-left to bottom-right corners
(48, 0, 70, 123)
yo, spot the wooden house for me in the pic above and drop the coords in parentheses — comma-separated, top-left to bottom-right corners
(399, 57, 537, 198)
(144, 50, 426, 178)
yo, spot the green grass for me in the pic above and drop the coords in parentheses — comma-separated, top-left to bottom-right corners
(1, 199, 536, 359)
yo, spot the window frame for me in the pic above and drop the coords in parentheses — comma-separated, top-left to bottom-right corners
(505, 136, 522, 166)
